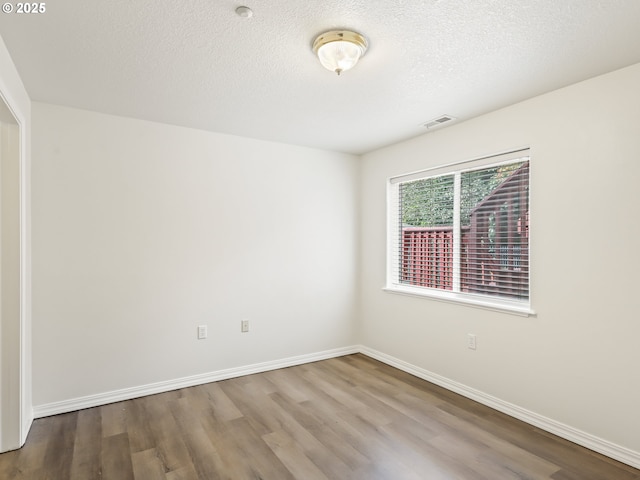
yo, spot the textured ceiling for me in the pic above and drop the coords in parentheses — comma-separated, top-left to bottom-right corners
(1, 1, 640, 154)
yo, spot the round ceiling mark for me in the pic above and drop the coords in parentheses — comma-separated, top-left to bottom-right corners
(236, 6, 253, 18)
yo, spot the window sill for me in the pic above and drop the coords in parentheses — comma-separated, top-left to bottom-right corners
(383, 285, 535, 317)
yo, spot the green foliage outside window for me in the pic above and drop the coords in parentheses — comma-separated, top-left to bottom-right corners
(401, 163, 524, 228)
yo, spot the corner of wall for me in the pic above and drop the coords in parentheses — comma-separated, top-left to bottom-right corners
(0, 32, 33, 451)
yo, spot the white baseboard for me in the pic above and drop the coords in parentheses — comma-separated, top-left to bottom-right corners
(32, 344, 639, 470)
(358, 345, 640, 470)
(21, 410, 33, 447)
(33, 345, 359, 419)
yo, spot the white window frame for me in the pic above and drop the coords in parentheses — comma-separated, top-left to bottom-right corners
(385, 148, 534, 316)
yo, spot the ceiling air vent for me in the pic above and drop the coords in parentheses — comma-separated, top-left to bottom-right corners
(422, 115, 456, 129)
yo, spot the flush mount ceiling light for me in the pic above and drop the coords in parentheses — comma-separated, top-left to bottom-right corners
(312, 30, 368, 75)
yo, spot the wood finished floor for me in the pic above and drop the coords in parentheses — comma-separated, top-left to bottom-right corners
(1, 354, 638, 480)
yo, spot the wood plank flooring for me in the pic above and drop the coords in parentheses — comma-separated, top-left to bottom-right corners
(1, 354, 638, 479)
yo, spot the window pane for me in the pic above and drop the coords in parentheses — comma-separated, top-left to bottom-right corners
(461, 162, 529, 300)
(399, 175, 454, 290)
(388, 150, 530, 311)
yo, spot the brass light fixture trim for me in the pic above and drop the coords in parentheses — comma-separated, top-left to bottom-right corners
(312, 30, 368, 75)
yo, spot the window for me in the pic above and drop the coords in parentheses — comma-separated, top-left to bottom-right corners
(386, 149, 531, 314)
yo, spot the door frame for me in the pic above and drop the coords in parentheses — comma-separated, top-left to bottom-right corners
(0, 85, 30, 452)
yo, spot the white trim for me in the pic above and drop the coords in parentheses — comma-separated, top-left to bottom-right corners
(19, 104, 32, 446)
(383, 285, 535, 317)
(31, 344, 640, 469)
(0, 86, 30, 451)
(452, 173, 461, 292)
(386, 180, 400, 290)
(389, 147, 530, 184)
(358, 346, 640, 470)
(33, 346, 359, 418)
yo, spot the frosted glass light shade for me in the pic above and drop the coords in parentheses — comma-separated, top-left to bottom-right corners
(312, 31, 368, 75)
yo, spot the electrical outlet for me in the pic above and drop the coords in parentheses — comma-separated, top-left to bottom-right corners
(467, 333, 477, 350)
(241, 320, 249, 333)
(198, 325, 207, 339)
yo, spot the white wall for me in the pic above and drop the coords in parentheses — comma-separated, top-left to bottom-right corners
(0, 34, 32, 451)
(359, 63, 640, 455)
(32, 103, 359, 406)
(1, 121, 21, 450)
